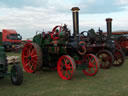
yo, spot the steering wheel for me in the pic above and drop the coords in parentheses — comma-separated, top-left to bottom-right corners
(51, 25, 62, 40)
(80, 31, 88, 36)
(80, 31, 88, 40)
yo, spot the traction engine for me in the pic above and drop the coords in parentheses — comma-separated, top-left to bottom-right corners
(22, 7, 99, 80)
(80, 18, 125, 69)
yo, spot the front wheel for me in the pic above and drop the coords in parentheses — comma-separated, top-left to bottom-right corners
(82, 54, 99, 76)
(11, 64, 23, 85)
(57, 55, 76, 80)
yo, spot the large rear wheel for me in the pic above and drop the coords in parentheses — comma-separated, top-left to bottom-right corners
(57, 55, 76, 80)
(82, 54, 99, 76)
(97, 50, 114, 69)
(22, 43, 42, 73)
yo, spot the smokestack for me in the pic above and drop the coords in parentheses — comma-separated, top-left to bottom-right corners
(71, 7, 80, 40)
(106, 18, 112, 40)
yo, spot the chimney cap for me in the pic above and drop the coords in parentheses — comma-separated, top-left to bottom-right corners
(71, 7, 80, 12)
(106, 18, 113, 21)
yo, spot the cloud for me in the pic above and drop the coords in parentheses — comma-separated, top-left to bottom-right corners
(118, 0, 128, 5)
(0, 0, 128, 39)
(0, 0, 48, 8)
(0, 7, 72, 39)
(0, 0, 128, 14)
(78, 0, 128, 14)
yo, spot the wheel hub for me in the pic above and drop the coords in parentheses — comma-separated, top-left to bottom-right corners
(88, 62, 93, 68)
(82, 54, 99, 76)
(57, 55, 76, 80)
(28, 56, 31, 60)
(62, 66, 66, 70)
(102, 57, 107, 62)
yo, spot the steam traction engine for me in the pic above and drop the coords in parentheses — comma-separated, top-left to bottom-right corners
(80, 18, 125, 69)
(111, 32, 128, 56)
(22, 7, 99, 80)
(0, 32, 23, 85)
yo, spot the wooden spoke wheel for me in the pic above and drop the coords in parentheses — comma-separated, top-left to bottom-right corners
(22, 43, 42, 73)
(57, 55, 76, 80)
(97, 50, 114, 69)
(113, 49, 125, 66)
(82, 54, 99, 76)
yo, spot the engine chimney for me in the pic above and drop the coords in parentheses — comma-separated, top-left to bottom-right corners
(71, 7, 80, 40)
(106, 18, 112, 40)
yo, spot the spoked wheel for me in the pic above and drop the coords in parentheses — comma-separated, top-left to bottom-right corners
(11, 64, 23, 85)
(97, 50, 114, 69)
(82, 54, 99, 76)
(113, 49, 125, 66)
(22, 43, 42, 73)
(57, 55, 76, 80)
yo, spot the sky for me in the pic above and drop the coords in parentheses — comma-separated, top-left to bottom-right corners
(0, 0, 128, 39)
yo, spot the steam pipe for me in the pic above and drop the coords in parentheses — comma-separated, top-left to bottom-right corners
(106, 18, 113, 40)
(71, 7, 80, 40)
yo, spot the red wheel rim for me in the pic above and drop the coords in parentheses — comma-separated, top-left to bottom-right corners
(82, 54, 99, 76)
(22, 43, 38, 73)
(57, 55, 76, 80)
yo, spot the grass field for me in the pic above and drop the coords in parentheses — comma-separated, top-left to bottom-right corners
(0, 52, 128, 96)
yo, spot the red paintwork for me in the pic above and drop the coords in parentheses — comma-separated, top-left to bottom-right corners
(111, 32, 128, 35)
(115, 43, 122, 50)
(22, 43, 37, 73)
(50, 25, 62, 40)
(22, 40, 32, 43)
(103, 31, 128, 50)
(57, 55, 75, 80)
(82, 54, 98, 76)
(103, 32, 128, 35)
(115, 38, 128, 51)
(119, 41, 128, 49)
(78, 41, 86, 55)
(2, 29, 21, 43)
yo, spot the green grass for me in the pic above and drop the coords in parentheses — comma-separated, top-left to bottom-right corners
(0, 52, 128, 96)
